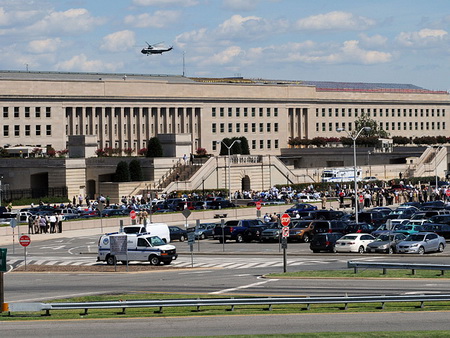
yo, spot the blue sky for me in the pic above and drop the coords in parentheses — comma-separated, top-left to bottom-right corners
(1, 0, 450, 90)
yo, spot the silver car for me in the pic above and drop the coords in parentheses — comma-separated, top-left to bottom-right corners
(396, 232, 446, 254)
(366, 233, 406, 254)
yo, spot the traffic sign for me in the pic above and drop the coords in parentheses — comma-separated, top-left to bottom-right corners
(359, 195, 364, 203)
(281, 213, 291, 227)
(282, 226, 289, 238)
(255, 201, 262, 210)
(446, 189, 450, 197)
(19, 235, 30, 247)
(130, 210, 136, 220)
(182, 208, 191, 219)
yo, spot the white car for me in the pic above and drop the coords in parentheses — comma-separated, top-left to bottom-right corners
(335, 233, 376, 254)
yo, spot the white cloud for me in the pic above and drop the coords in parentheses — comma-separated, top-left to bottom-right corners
(359, 33, 388, 48)
(396, 28, 448, 47)
(132, 0, 198, 7)
(28, 38, 62, 53)
(203, 46, 243, 65)
(56, 54, 123, 72)
(0, 6, 40, 26)
(100, 30, 136, 52)
(25, 8, 104, 36)
(222, 0, 260, 11)
(175, 28, 209, 48)
(295, 11, 376, 31)
(124, 10, 181, 28)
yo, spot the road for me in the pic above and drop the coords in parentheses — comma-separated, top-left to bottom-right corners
(2, 231, 450, 337)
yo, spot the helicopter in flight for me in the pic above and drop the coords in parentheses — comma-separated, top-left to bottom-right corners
(141, 41, 173, 55)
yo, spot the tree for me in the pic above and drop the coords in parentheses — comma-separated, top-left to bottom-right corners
(218, 137, 249, 155)
(129, 159, 143, 181)
(354, 114, 389, 138)
(146, 137, 163, 157)
(238, 136, 250, 155)
(114, 161, 130, 182)
(392, 136, 411, 145)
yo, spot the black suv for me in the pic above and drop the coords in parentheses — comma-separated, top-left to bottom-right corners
(310, 232, 343, 253)
(312, 220, 348, 234)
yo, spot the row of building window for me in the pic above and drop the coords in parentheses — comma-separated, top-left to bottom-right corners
(316, 107, 446, 118)
(211, 107, 279, 118)
(212, 122, 279, 134)
(212, 139, 279, 151)
(3, 125, 52, 137)
(316, 121, 446, 132)
(3, 106, 52, 119)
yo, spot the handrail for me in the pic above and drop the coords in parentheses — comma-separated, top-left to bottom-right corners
(347, 260, 450, 275)
(7, 294, 450, 315)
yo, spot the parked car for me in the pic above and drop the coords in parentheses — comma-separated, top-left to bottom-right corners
(396, 232, 446, 254)
(394, 224, 424, 236)
(285, 203, 318, 214)
(366, 233, 406, 254)
(335, 233, 376, 253)
(194, 223, 216, 239)
(243, 223, 277, 242)
(371, 223, 403, 237)
(342, 222, 377, 234)
(309, 232, 343, 253)
(422, 223, 450, 240)
(312, 210, 347, 220)
(169, 226, 187, 242)
(420, 200, 447, 210)
(357, 211, 389, 227)
(288, 220, 315, 243)
(311, 220, 348, 234)
(101, 209, 127, 217)
(428, 214, 450, 225)
(212, 219, 265, 243)
(260, 225, 283, 242)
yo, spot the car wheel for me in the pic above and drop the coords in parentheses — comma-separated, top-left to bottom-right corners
(388, 247, 394, 254)
(438, 243, 445, 252)
(358, 246, 365, 254)
(179, 235, 185, 242)
(236, 234, 244, 243)
(303, 235, 310, 243)
(312, 249, 320, 253)
(106, 255, 116, 265)
(200, 233, 206, 240)
(149, 255, 160, 265)
(332, 246, 337, 253)
(418, 246, 425, 255)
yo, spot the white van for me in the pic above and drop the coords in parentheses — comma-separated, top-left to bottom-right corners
(97, 232, 177, 265)
(122, 223, 170, 243)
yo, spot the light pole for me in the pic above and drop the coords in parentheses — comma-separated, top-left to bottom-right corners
(217, 139, 241, 201)
(337, 127, 371, 224)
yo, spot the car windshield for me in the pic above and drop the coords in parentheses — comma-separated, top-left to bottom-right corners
(341, 235, 357, 240)
(399, 226, 413, 230)
(405, 234, 425, 242)
(149, 236, 165, 246)
(376, 234, 390, 241)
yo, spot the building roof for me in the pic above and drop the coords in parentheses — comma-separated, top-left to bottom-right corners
(0, 70, 446, 94)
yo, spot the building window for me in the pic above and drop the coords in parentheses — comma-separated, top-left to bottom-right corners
(267, 108, 271, 117)
(25, 125, 30, 136)
(259, 140, 264, 149)
(252, 123, 256, 132)
(46, 125, 52, 136)
(228, 107, 232, 117)
(259, 123, 263, 132)
(267, 140, 271, 149)
(328, 108, 332, 117)
(212, 107, 216, 117)
(267, 123, 271, 132)
(220, 123, 224, 133)
(251, 108, 255, 117)
(244, 123, 248, 132)
(14, 107, 19, 118)
(243, 107, 248, 117)
(236, 123, 240, 133)
(25, 107, 30, 118)
(275, 139, 279, 148)
(228, 123, 232, 133)
(274, 123, 278, 132)
(212, 141, 218, 151)
(236, 107, 240, 117)
(46, 107, 51, 117)
(212, 123, 216, 133)
(3, 107, 8, 118)
(220, 107, 224, 117)
(335, 108, 339, 117)
(321, 108, 325, 117)
(252, 140, 256, 149)
(3, 125, 9, 136)
(322, 123, 325, 132)
(328, 122, 332, 131)
(14, 125, 20, 136)
(274, 108, 278, 117)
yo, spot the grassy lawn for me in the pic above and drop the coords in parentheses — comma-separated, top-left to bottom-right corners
(2, 292, 450, 321)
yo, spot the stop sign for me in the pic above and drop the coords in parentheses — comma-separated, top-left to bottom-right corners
(446, 190, 450, 197)
(255, 201, 262, 210)
(359, 195, 364, 203)
(281, 213, 291, 227)
(19, 235, 31, 247)
(130, 210, 136, 220)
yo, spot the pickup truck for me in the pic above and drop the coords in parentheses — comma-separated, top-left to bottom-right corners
(213, 219, 265, 243)
(0, 206, 17, 219)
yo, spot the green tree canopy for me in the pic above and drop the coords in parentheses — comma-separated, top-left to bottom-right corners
(354, 113, 389, 138)
(129, 159, 143, 181)
(146, 137, 163, 157)
(114, 161, 130, 182)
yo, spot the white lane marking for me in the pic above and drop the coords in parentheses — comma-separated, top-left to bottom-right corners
(210, 279, 279, 294)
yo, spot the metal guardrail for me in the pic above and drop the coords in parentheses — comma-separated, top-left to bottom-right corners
(347, 261, 450, 275)
(7, 294, 450, 315)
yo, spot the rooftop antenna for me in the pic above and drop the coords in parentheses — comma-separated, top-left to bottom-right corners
(182, 51, 186, 77)
(25, 64, 29, 72)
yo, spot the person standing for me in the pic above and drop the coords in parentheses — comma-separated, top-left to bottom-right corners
(57, 214, 63, 233)
(39, 215, 47, 234)
(49, 214, 57, 233)
(28, 215, 34, 234)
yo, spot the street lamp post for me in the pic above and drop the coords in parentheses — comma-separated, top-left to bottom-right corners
(217, 140, 241, 202)
(337, 127, 371, 224)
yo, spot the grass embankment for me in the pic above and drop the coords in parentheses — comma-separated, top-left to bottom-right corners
(268, 269, 450, 279)
(2, 292, 450, 321)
